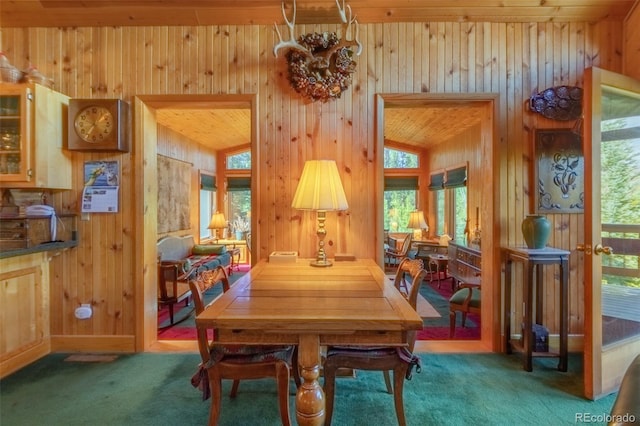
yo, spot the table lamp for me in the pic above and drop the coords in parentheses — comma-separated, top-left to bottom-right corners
(208, 211, 227, 242)
(292, 160, 349, 267)
(407, 210, 428, 241)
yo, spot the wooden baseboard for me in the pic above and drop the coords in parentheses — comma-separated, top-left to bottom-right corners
(0, 340, 50, 379)
(51, 335, 136, 353)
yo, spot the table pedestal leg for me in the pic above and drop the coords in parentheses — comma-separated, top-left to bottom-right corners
(296, 334, 325, 426)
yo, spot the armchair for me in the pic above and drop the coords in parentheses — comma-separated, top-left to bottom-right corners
(384, 233, 412, 269)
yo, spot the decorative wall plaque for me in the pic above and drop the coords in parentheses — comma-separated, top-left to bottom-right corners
(535, 129, 584, 213)
(529, 85, 582, 121)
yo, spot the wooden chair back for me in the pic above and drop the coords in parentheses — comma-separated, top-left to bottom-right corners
(392, 258, 427, 351)
(397, 233, 412, 255)
(188, 267, 230, 363)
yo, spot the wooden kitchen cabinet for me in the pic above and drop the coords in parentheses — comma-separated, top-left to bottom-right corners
(0, 253, 50, 378)
(0, 83, 71, 189)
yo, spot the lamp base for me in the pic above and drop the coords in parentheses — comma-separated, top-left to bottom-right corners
(310, 259, 333, 267)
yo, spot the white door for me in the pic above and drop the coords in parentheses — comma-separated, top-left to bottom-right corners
(583, 67, 640, 399)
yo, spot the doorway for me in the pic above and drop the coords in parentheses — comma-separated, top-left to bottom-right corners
(375, 93, 500, 353)
(133, 94, 257, 352)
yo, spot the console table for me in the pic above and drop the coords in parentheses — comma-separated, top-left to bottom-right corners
(448, 241, 481, 289)
(502, 246, 570, 372)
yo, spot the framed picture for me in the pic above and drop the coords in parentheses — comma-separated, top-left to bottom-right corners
(535, 129, 584, 213)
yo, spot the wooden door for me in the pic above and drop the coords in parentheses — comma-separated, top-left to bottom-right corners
(583, 67, 640, 399)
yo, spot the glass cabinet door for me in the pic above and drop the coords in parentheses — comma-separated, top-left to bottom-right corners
(0, 85, 31, 182)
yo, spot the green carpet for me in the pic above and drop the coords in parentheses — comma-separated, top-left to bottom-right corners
(0, 352, 616, 426)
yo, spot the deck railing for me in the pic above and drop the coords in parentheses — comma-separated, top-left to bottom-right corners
(602, 223, 640, 279)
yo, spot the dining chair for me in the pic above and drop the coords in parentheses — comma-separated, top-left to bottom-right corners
(449, 281, 481, 338)
(384, 233, 413, 269)
(322, 258, 427, 426)
(189, 266, 299, 426)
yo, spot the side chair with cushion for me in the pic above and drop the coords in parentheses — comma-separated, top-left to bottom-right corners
(189, 266, 299, 426)
(384, 233, 413, 269)
(449, 281, 481, 338)
(322, 258, 427, 426)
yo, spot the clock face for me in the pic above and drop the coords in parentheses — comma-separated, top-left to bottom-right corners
(74, 106, 114, 143)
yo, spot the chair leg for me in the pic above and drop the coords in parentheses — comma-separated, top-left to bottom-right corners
(383, 371, 393, 394)
(275, 361, 292, 426)
(449, 311, 456, 338)
(230, 380, 240, 397)
(168, 304, 175, 325)
(323, 362, 337, 426)
(393, 365, 408, 426)
(208, 369, 222, 426)
(461, 312, 468, 328)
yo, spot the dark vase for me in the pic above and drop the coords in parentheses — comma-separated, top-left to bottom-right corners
(521, 215, 551, 249)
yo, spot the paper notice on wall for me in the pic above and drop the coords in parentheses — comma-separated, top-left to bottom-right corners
(81, 160, 120, 213)
(82, 186, 119, 213)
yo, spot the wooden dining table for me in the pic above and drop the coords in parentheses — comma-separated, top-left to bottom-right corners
(195, 258, 424, 426)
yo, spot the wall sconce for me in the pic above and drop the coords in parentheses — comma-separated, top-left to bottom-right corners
(291, 160, 349, 267)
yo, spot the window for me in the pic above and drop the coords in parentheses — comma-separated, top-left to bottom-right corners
(199, 172, 216, 239)
(384, 147, 418, 168)
(383, 147, 420, 232)
(227, 151, 251, 169)
(226, 149, 251, 238)
(430, 164, 468, 239)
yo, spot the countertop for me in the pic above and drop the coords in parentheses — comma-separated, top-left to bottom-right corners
(0, 239, 77, 259)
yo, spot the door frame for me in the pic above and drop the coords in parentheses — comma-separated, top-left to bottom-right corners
(133, 94, 258, 351)
(375, 93, 500, 353)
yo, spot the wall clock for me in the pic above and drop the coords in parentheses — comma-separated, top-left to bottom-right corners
(68, 99, 129, 152)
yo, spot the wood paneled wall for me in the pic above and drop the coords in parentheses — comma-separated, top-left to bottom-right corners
(0, 20, 625, 350)
(624, 1, 640, 79)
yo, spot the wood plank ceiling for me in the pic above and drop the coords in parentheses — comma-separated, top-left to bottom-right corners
(2, 1, 634, 150)
(2, 1, 635, 27)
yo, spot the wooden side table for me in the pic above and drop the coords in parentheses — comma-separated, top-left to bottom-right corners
(503, 246, 570, 372)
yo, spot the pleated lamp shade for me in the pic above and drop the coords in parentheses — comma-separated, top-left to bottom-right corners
(291, 160, 348, 212)
(208, 212, 227, 230)
(407, 211, 428, 230)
